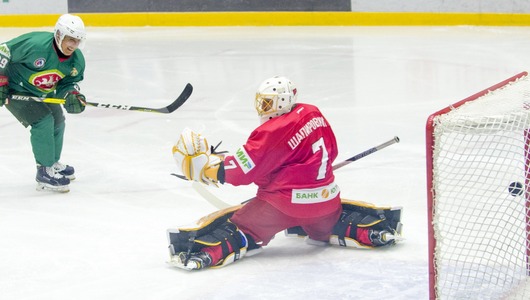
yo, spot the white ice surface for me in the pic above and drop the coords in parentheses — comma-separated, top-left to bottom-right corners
(1, 26, 530, 300)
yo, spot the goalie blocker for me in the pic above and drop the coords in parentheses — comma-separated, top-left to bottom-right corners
(167, 199, 403, 270)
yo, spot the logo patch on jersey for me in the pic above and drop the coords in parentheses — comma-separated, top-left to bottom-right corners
(292, 182, 340, 204)
(234, 147, 255, 174)
(33, 58, 46, 68)
(29, 69, 65, 93)
(0, 43, 11, 58)
(70, 67, 78, 77)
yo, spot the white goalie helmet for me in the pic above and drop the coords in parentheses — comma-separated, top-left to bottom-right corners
(54, 14, 86, 53)
(255, 76, 298, 123)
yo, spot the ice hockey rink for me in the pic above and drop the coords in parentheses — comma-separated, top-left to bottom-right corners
(1, 25, 530, 300)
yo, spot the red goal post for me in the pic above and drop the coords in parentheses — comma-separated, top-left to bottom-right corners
(426, 72, 530, 299)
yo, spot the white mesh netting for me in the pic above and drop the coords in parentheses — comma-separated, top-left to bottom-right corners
(431, 75, 530, 299)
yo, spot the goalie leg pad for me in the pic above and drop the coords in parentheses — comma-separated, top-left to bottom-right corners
(331, 199, 403, 248)
(167, 205, 248, 270)
(284, 199, 403, 249)
(168, 221, 248, 270)
(167, 205, 241, 254)
(207, 224, 248, 268)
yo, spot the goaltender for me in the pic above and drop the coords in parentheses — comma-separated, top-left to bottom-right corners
(168, 76, 403, 270)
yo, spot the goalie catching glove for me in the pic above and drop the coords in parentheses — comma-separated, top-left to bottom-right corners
(172, 128, 223, 186)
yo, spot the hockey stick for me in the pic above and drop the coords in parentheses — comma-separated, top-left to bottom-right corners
(332, 136, 400, 170)
(8, 94, 65, 104)
(8, 83, 193, 114)
(85, 83, 193, 113)
(175, 136, 400, 209)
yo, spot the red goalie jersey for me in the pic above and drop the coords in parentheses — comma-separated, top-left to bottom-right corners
(223, 103, 341, 218)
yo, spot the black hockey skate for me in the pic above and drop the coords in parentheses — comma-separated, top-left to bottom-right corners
(36, 165, 70, 193)
(53, 162, 75, 180)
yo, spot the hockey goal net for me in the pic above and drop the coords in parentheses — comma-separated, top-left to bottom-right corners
(426, 72, 530, 300)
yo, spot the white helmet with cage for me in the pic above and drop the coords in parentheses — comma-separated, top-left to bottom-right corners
(54, 14, 86, 54)
(255, 76, 298, 124)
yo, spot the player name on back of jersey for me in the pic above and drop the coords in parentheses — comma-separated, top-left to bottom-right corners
(287, 117, 328, 150)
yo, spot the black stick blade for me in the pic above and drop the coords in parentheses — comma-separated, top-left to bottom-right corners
(84, 83, 193, 113)
(161, 83, 193, 113)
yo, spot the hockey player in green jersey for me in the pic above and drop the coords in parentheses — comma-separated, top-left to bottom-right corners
(0, 14, 87, 193)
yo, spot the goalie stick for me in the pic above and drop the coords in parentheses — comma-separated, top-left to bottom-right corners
(332, 136, 400, 170)
(174, 136, 400, 209)
(8, 83, 193, 114)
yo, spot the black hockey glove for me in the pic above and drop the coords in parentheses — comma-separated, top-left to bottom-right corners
(63, 90, 86, 114)
(0, 75, 8, 107)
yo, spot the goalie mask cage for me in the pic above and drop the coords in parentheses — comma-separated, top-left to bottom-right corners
(426, 71, 530, 300)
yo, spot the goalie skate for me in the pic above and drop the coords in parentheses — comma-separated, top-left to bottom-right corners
(36, 166, 70, 193)
(168, 251, 213, 271)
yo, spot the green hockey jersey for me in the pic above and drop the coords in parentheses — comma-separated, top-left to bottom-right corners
(0, 31, 85, 98)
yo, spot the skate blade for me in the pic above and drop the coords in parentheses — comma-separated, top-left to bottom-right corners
(36, 182, 70, 193)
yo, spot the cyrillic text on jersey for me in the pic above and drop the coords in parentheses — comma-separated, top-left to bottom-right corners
(287, 117, 328, 150)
